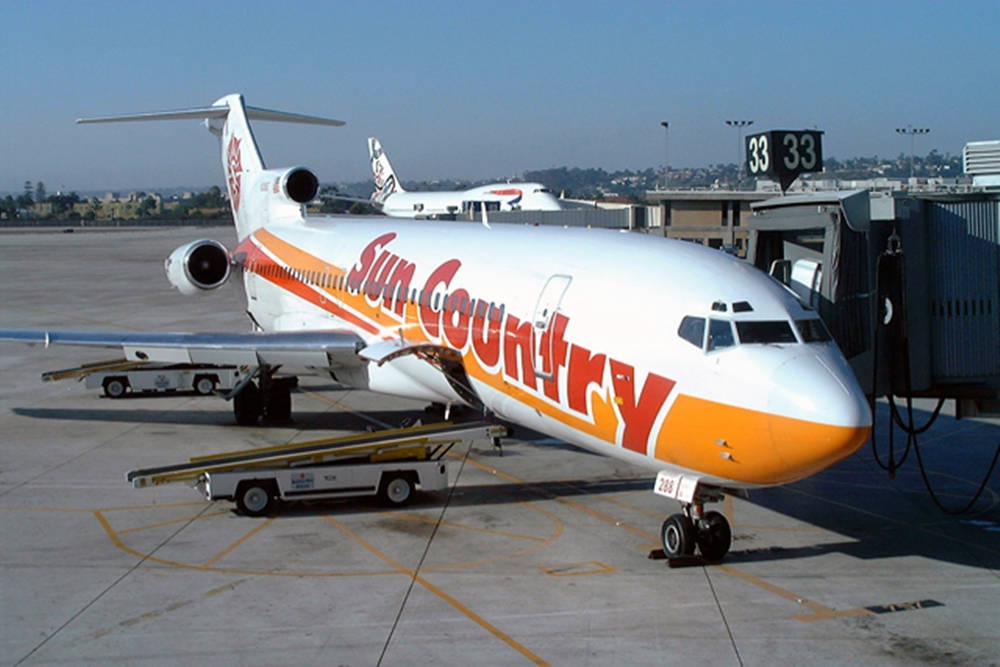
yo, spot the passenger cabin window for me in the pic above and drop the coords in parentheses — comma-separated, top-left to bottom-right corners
(678, 316, 706, 349)
(736, 321, 797, 344)
(795, 318, 833, 343)
(707, 319, 735, 351)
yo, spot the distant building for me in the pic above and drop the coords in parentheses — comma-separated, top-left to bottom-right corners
(643, 189, 770, 255)
(964, 140, 1000, 188)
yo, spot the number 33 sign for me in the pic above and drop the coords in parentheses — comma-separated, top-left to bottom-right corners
(745, 130, 824, 193)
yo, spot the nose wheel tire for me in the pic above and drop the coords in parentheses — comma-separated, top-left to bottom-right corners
(695, 511, 732, 562)
(661, 514, 696, 558)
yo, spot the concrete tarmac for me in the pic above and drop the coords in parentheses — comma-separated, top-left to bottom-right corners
(1, 227, 998, 665)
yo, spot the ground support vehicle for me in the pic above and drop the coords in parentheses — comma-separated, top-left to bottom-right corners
(126, 421, 506, 515)
(42, 359, 241, 397)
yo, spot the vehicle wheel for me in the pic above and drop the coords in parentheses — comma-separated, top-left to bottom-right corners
(233, 382, 261, 425)
(103, 377, 128, 398)
(379, 474, 413, 506)
(696, 511, 732, 562)
(661, 513, 696, 558)
(235, 480, 275, 516)
(193, 375, 216, 396)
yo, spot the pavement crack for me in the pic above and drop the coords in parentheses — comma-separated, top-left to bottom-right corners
(703, 566, 743, 667)
(376, 441, 473, 666)
(15, 503, 214, 665)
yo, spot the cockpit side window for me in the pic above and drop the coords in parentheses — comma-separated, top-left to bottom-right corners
(735, 320, 797, 344)
(678, 316, 706, 349)
(795, 318, 833, 343)
(707, 319, 735, 351)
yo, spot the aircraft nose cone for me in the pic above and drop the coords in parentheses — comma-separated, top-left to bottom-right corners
(767, 352, 872, 479)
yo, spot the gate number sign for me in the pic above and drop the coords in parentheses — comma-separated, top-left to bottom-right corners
(745, 130, 824, 193)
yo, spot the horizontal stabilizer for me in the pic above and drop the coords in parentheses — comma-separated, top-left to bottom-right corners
(77, 103, 344, 126)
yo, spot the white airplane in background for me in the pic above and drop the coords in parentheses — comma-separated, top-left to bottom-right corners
(368, 137, 563, 218)
(0, 94, 871, 562)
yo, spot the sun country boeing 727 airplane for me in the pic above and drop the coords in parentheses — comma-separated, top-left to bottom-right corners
(368, 136, 563, 218)
(0, 94, 871, 561)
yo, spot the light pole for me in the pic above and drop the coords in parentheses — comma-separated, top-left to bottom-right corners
(725, 120, 754, 189)
(895, 125, 930, 180)
(660, 121, 669, 189)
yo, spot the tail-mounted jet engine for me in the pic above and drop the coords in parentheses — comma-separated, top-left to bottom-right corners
(165, 239, 231, 295)
(277, 167, 319, 204)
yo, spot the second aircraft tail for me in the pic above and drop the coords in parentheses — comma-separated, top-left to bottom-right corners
(368, 137, 405, 203)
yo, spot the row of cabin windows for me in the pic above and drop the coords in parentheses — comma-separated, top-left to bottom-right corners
(677, 316, 831, 351)
(246, 259, 505, 323)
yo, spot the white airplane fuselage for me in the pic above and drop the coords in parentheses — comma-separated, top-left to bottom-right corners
(236, 216, 871, 489)
(379, 183, 562, 218)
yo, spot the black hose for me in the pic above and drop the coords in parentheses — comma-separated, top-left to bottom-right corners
(870, 234, 912, 477)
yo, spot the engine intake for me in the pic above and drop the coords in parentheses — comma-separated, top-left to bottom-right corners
(282, 167, 319, 204)
(165, 239, 231, 295)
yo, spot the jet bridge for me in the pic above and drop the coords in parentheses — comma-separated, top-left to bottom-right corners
(747, 190, 1000, 414)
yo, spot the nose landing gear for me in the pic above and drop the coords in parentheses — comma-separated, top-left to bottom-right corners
(656, 478, 733, 562)
(662, 504, 732, 562)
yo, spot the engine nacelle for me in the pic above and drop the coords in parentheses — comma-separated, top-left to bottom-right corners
(275, 166, 319, 204)
(165, 239, 231, 295)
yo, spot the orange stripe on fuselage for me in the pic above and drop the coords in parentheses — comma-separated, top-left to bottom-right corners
(240, 229, 383, 335)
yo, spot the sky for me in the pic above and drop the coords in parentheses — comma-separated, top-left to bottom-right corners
(2, 0, 998, 193)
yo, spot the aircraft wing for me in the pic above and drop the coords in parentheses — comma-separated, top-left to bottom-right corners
(0, 329, 367, 369)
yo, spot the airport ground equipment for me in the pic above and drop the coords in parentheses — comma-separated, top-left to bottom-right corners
(42, 359, 241, 397)
(126, 421, 507, 515)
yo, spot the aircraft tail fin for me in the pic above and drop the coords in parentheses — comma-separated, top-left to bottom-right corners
(368, 136, 405, 203)
(78, 94, 344, 239)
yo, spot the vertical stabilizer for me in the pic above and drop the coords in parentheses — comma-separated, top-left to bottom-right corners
(213, 94, 266, 239)
(369, 137, 405, 203)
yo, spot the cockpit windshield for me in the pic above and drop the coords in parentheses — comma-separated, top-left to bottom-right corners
(707, 319, 735, 351)
(679, 314, 830, 351)
(795, 318, 833, 343)
(735, 321, 797, 344)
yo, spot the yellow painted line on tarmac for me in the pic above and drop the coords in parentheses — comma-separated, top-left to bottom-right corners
(590, 492, 662, 518)
(324, 514, 549, 667)
(387, 510, 547, 542)
(301, 389, 394, 429)
(460, 455, 659, 543)
(713, 563, 834, 617)
(93, 509, 398, 578)
(420, 502, 564, 573)
(540, 561, 616, 577)
(117, 510, 231, 534)
(459, 452, 847, 621)
(203, 518, 274, 567)
(100, 502, 209, 512)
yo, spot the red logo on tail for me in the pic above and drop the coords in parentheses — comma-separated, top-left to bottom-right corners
(227, 136, 243, 213)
